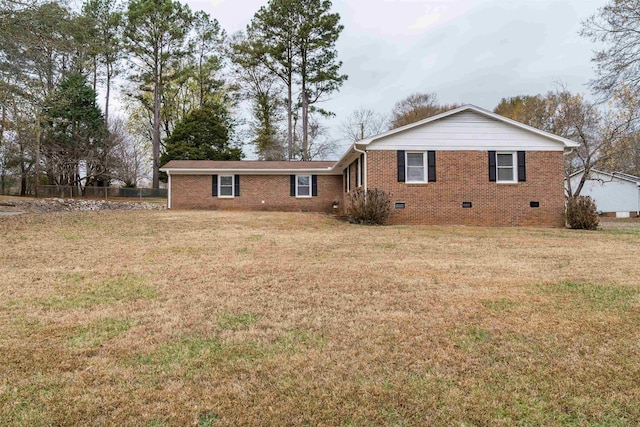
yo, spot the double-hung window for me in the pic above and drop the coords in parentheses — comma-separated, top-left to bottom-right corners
(218, 175, 234, 197)
(496, 152, 517, 183)
(296, 175, 311, 197)
(406, 152, 427, 183)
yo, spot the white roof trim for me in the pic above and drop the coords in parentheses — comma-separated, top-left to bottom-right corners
(159, 167, 339, 175)
(569, 169, 640, 184)
(356, 104, 580, 149)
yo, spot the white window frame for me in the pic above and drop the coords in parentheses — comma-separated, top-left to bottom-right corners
(405, 152, 427, 183)
(218, 175, 235, 198)
(496, 152, 517, 184)
(356, 157, 362, 187)
(296, 174, 312, 198)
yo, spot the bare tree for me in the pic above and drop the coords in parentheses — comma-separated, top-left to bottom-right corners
(581, 0, 640, 97)
(495, 89, 640, 197)
(340, 107, 387, 142)
(295, 116, 338, 160)
(108, 117, 146, 187)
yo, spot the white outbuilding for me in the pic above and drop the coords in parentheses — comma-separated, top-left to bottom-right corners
(568, 170, 640, 217)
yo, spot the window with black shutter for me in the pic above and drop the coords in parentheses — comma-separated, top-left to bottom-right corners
(397, 150, 405, 182)
(488, 151, 497, 182)
(517, 151, 526, 182)
(427, 151, 436, 182)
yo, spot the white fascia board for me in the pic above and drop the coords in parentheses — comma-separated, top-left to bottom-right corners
(365, 145, 565, 152)
(334, 143, 367, 170)
(356, 104, 580, 149)
(159, 167, 340, 175)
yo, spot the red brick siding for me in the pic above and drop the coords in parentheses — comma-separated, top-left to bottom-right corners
(341, 158, 365, 209)
(365, 150, 565, 226)
(171, 174, 343, 212)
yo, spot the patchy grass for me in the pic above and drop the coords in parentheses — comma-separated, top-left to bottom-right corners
(68, 318, 133, 349)
(482, 297, 519, 312)
(37, 274, 157, 309)
(1, 210, 639, 425)
(217, 312, 259, 330)
(541, 280, 639, 311)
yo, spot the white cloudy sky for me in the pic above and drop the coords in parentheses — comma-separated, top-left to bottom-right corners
(182, 0, 606, 155)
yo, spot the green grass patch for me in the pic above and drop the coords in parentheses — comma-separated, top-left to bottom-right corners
(482, 298, 519, 312)
(600, 227, 640, 237)
(197, 412, 220, 427)
(542, 281, 639, 311)
(454, 326, 491, 350)
(217, 312, 259, 331)
(39, 274, 157, 309)
(132, 328, 324, 375)
(68, 318, 133, 349)
(376, 242, 396, 249)
(63, 233, 84, 240)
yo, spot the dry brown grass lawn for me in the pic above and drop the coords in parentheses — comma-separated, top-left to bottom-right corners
(1, 210, 639, 426)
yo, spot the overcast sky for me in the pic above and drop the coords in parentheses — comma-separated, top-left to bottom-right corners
(183, 0, 607, 155)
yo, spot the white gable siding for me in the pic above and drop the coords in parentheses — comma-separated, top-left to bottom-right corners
(570, 171, 640, 213)
(368, 111, 564, 151)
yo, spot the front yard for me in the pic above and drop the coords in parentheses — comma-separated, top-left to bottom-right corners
(0, 210, 639, 426)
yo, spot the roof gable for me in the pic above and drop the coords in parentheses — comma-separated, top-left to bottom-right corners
(359, 105, 579, 150)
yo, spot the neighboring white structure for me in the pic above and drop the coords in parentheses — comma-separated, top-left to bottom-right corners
(568, 170, 640, 217)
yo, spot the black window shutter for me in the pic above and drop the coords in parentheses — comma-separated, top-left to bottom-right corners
(397, 150, 405, 182)
(427, 151, 436, 182)
(290, 175, 296, 196)
(234, 174, 240, 196)
(312, 175, 318, 196)
(518, 151, 526, 182)
(212, 175, 218, 196)
(488, 151, 496, 182)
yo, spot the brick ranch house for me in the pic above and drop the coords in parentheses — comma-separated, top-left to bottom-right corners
(160, 105, 579, 226)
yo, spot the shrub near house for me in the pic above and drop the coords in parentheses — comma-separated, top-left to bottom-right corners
(161, 105, 579, 226)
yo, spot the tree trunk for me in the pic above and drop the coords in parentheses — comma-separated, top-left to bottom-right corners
(302, 89, 308, 161)
(34, 120, 41, 197)
(287, 75, 293, 160)
(105, 64, 111, 126)
(301, 52, 308, 161)
(152, 58, 161, 189)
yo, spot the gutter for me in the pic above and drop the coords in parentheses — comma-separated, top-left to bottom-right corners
(352, 144, 367, 193)
(167, 170, 172, 209)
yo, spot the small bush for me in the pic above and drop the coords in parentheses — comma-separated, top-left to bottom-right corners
(347, 188, 391, 225)
(566, 195, 599, 230)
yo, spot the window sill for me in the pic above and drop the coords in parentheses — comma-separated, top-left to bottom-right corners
(496, 181, 518, 185)
(296, 196, 312, 199)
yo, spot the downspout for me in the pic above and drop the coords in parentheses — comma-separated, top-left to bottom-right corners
(637, 182, 639, 217)
(564, 147, 575, 198)
(167, 171, 172, 209)
(353, 144, 367, 193)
